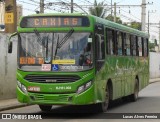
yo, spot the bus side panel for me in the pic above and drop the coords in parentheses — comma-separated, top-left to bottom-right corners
(138, 57, 149, 90)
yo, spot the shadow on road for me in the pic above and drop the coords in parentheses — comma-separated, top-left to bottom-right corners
(29, 105, 102, 119)
(26, 98, 137, 119)
(25, 96, 160, 119)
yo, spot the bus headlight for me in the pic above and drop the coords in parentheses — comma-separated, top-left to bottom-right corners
(21, 84, 27, 94)
(17, 81, 21, 88)
(17, 81, 27, 94)
(77, 80, 92, 94)
(77, 85, 85, 94)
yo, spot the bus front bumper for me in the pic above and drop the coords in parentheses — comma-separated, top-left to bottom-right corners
(17, 85, 95, 105)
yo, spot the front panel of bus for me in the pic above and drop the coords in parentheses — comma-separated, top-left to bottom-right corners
(16, 14, 96, 105)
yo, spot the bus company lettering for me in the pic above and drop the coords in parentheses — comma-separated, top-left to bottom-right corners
(34, 18, 81, 27)
(60, 65, 83, 70)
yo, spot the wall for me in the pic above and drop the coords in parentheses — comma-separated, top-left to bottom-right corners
(0, 33, 17, 100)
(149, 52, 160, 79)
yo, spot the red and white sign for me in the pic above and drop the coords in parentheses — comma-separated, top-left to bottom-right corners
(28, 86, 40, 92)
(41, 64, 51, 71)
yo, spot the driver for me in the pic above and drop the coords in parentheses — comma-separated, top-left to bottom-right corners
(79, 43, 92, 66)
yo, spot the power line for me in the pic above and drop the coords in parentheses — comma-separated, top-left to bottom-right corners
(23, 7, 35, 12)
(28, 0, 39, 4)
(17, 0, 38, 6)
(30, 0, 39, 4)
(119, 8, 141, 21)
(117, 0, 126, 4)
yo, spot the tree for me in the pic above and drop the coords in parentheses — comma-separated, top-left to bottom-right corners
(154, 39, 158, 46)
(89, 0, 107, 18)
(148, 40, 158, 52)
(105, 14, 122, 24)
(130, 22, 141, 30)
(124, 22, 142, 30)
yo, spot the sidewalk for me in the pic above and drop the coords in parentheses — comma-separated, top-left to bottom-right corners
(0, 99, 29, 112)
(0, 78, 160, 112)
(149, 78, 160, 83)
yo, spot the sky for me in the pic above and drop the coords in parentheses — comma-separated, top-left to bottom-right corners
(16, 0, 160, 41)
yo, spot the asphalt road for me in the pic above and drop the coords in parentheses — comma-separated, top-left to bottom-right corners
(1, 82, 160, 122)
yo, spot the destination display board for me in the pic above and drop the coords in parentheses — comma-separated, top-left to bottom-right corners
(20, 16, 90, 28)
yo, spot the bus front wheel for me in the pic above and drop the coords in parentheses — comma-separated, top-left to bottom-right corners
(39, 105, 52, 112)
(96, 85, 109, 112)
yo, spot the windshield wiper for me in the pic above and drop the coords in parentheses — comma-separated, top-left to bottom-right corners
(52, 28, 74, 60)
(53, 35, 59, 60)
(57, 28, 74, 48)
(33, 29, 42, 43)
(45, 35, 49, 59)
(34, 29, 47, 48)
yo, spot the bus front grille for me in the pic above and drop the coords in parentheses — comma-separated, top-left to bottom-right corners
(24, 75, 81, 83)
(30, 93, 72, 102)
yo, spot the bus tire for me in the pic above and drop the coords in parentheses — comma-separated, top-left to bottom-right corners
(129, 78, 139, 102)
(96, 85, 109, 112)
(39, 105, 52, 111)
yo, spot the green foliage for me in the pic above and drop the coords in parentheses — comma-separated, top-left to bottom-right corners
(149, 42, 155, 49)
(124, 21, 141, 30)
(89, 0, 107, 18)
(154, 39, 158, 46)
(130, 22, 141, 30)
(148, 41, 158, 52)
(105, 14, 122, 24)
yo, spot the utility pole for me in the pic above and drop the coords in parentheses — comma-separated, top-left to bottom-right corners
(159, 21, 160, 51)
(5, 0, 17, 33)
(148, 10, 156, 34)
(71, 0, 73, 13)
(141, 0, 146, 32)
(40, 0, 44, 13)
(114, 2, 116, 22)
(111, 0, 112, 16)
(148, 10, 149, 34)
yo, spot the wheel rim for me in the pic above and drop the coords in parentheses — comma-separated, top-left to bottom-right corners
(135, 82, 139, 99)
(102, 87, 109, 112)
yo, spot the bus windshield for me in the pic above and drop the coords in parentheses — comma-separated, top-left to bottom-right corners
(18, 32, 93, 71)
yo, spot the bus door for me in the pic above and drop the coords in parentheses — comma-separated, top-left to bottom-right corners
(95, 23, 105, 71)
(94, 23, 106, 100)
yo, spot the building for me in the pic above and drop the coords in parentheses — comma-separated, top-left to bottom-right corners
(17, 4, 23, 24)
(0, 2, 5, 25)
(0, 2, 23, 29)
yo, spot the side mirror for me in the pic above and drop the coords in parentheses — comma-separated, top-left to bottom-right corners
(8, 32, 17, 53)
(8, 41, 13, 53)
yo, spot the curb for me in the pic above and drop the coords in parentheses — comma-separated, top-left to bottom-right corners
(0, 103, 30, 112)
(149, 81, 160, 84)
(149, 80, 160, 84)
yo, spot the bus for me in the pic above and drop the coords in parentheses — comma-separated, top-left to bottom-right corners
(8, 13, 149, 112)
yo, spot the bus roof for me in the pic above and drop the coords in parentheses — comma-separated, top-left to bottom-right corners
(89, 15, 148, 38)
(19, 13, 149, 38)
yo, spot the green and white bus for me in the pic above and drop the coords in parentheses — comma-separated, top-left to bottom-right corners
(8, 13, 149, 112)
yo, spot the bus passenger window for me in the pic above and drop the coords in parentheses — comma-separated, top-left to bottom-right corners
(96, 34, 105, 60)
(106, 29, 114, 55)
(131, 36, 137, 56)
(117, 31, 123, 55)
(143, 38, 148, 57)
(138, 37, 142, 56)
(124, 34, 131, 56)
